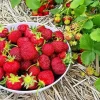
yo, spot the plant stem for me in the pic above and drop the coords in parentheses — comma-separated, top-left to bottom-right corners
(96, 54, 100, 74)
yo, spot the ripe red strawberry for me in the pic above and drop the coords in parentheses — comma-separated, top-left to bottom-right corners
(39, 54, 50, 70)
(10, 47, 22, 61)
(22, 74, 38, 90)
(20, 41, 37, 60)
(38, 13, 43, 16)
(43, 10, 49, 15)
(25, 28, 34, 38)
(28, 65, 40, 76)
(54, 31, 64, 41)
(17, 37, 30, 47)
(17, 24, 29, 33)
(38, 5, 46, 13)
(41, 28, 52, 40)
(32, 52, 40, 63)
(66, 2, 70, 8)
(77, 55, 82, 64)
(37, 25, 46, 32)
(0, 67, 4, 80)
(6, 74, 23, 90)
(52, 41, 69, 53)
(51, 57, 66, 75)
(51, 57, 62, 67)
(58, 51, 66, 59)
(42, 43, 54, 56)
(0, 28, 9, 38)
(0, 40, 6, 54)
(8, 30, 22, 43)
(38, 70, 54, 86)
(3, 57, 20, 73)
(0, 55, 6, 67)
(21, 60, 32, 71)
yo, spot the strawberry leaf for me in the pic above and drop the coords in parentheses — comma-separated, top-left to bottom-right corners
(84, 0, 93, 6)
(26, 0, 41, 10)
(55, 0, 63, 4)
(90, 28, 100, 42)
(91, 0, 99, 7)
(83, 20, 93, 29)
(50, 8, 60, 15)
(94, 78, 100, 91)
(81, 51, 95, 65)
(70, 0, 84, 9)
(10, 0, 21, 8)
(80, 34, 93, 50)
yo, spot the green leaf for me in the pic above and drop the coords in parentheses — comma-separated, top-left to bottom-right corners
(70, 0, 84, 9)
(83, 20, 93, 29)
(92, 15, 100, 27)
(75, 16, 87, 22)
(10, 0, 21, 8)
(90, 28, 100, 42)
(26, 0, 41, 10)
(91, 1, 99, 7)
(81, 51, 95, 65)
(55, 0, 63, 4)
(50, 8, 60, 15)
(84, 0, 93, 6)
(94, 78, 100, 91)
(75, 5, 86, 16)
(93, 42, 100, 56)
(80, 34, 93, 50)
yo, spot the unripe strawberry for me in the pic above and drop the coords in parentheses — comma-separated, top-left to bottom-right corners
(64, 19, 70, 25)
(75, 33, 82, 40)
(65, 26, 71, 31)
(86, 66, 94, 76)
(32, 11, 38, 16)
(71, 11, 75, 15)
(55, 14, 60, 17)
(64, 33, 73, 41)
(54, 17, 61, 23)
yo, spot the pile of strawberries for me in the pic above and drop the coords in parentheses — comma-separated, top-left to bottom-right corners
(0, 23, 69, 90)
(32, 0, 55, 16)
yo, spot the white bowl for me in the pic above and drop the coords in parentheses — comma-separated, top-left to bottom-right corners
(0, 22, 71, 94)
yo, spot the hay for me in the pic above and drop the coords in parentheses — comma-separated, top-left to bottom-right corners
(0, 0, 100, 100)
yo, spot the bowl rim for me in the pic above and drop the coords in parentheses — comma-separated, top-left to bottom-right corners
(0, 22, 72, 94)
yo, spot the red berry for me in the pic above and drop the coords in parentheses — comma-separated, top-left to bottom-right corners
(39, 54, 50, 70)
(0, 28, 9, 38)
(66, 2, 70, 8)
(77, 55, 82, 64)
(0, 55, 6, 67)
(43, 10, 49, 16)
(38, 5, 46, 13)
(38, 70, 54, 85)
(0, 67, 4, 80)
(37, 25, 45, 32)
(25, 28, 34, 38)
(0, 40, 6, 54)
(42, 43, 54, 56)
(58, 51, 66, 59)
(8, 30, 22, 43)
(28, 65, 40, 76)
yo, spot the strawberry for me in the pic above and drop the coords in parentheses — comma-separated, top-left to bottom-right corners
(0, 40, 6, 54)
(20, 41, 37, 60)
(38, 13, 43, 16)
(25, 28, 34, 38)
(8, 30, 22, 43)
(10, 47, 22, 61)
(3, 56, 20, 73)
(22, 74, 38, 90)
(77, 55, 82, 64)
(51, 57, 66, 75)
(28, 65, 40, 76)
(41, 28, 52, 40)
(42, 43, 54, 56)
(17, 37, 30, 47)
(6, 74, 23, 90)
(37, 25, 46, 32)
(39, 54, 50, 70)
(54, 31, 64, 41)
(52, 41, 69, 53)
(32, 52, 40, 63)
(54, 16, 61, 23)
(38, 5, 46, 13)
(32, 11, 38, 16)
(48, 4, 54, 9)
(0, 55, 6, 67)
(58, 51, 66, 59)
(0, 28, 9, 38)
(38, 70, 54, 86)
(21, 60, 32, 71)
(66, 2, 70, 8)
(17, 24, 29, 33)
(0, 67, 4, 80)
(43, 10, 49, 15)
(75, 33, 82, 40)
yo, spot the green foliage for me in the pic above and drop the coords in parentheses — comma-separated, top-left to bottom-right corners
(10, 0, 21, 8)
(90, 28, 100, 42)
(94, 78, 100, 91)
(91, 0, 99, 7)
(26, 0, 41, 10)
(83, 20, 93, 29)
(55, 0, 63, 4)
(50, 8, 60, 15)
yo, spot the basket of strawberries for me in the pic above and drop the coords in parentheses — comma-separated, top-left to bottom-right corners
(0, 22, 71, 94)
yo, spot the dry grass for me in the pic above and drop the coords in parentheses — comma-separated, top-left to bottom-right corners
(0, 0, 100, 100)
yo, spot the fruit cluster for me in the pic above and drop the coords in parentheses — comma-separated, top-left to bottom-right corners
(0, 23, 70, 90)
(32, 0, 55, 16)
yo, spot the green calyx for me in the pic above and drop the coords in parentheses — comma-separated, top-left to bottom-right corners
(8, 74, 20, 84)
(22, 74, 37, 89)
(38, 80, 45, 88)
(0, 24, 4, 32)
(6, 55, 15, 62)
